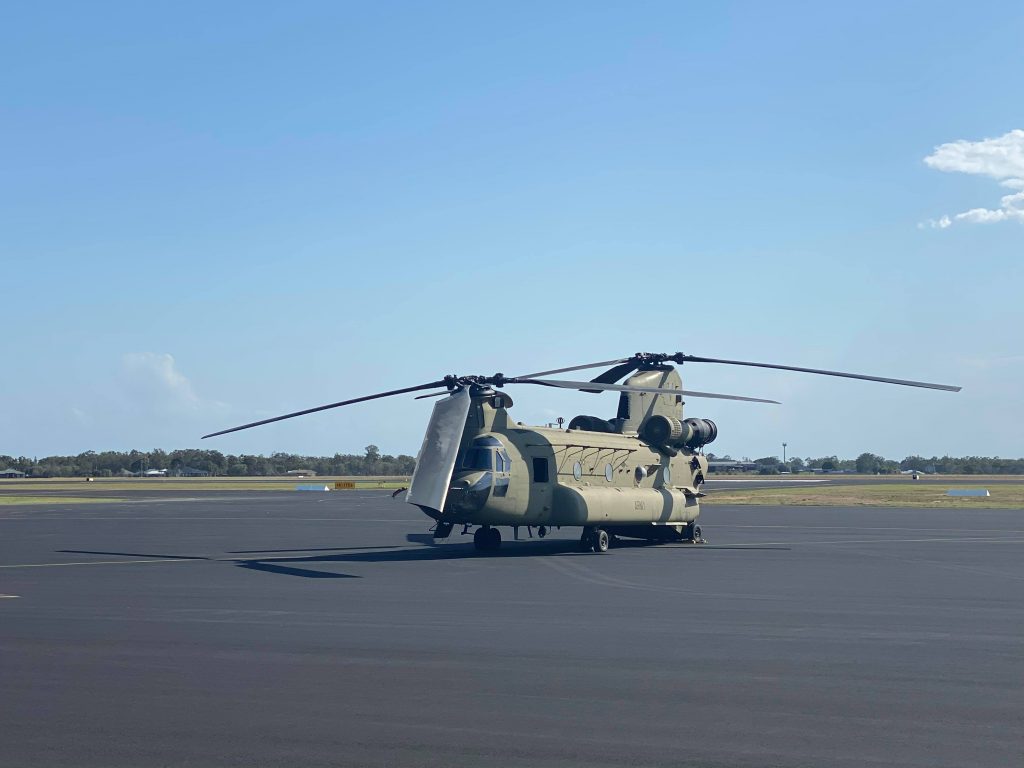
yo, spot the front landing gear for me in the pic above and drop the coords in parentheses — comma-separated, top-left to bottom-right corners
(473, 526, 502, 552)
(580, 527, 611, 553)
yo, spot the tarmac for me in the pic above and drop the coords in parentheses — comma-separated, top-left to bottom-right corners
(2, 490, 1022, 767)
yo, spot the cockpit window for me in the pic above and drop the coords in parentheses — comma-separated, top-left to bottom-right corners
(496, 449, 511, 472)
(462, 448, 493, 471)
(461, 437, 509, 472)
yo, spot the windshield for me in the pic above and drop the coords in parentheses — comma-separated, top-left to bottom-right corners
(461, 437, 511, 472)
(462, 447, 493, 471)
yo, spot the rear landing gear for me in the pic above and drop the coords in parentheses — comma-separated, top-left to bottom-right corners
(683, 522, 705, 543)
(580, 527, 610, 553)
(473, 526, 502, 552)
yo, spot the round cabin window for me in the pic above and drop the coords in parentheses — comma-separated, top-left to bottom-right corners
(662, 466, 672, 486)
(573, 461, 583, 481)
(604, 463, 614, 482)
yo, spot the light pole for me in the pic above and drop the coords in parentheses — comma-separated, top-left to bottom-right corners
(782, 442, 787, 464)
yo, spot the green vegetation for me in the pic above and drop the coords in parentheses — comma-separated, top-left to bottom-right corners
(0, 445, 414, 478)
(705, 483, 1024, 509)
(709, 453, 1024, 475)
(0, 477, 409, 492)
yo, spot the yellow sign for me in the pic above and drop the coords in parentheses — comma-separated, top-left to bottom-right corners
(334, 481, 356, 490)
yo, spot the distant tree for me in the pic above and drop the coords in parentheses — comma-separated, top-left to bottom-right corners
(856, 452, 883, 474)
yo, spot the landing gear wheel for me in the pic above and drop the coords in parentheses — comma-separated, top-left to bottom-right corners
(581, 527, 610, 553)
(538, 525, 547, 539)
(579, 528, 594, 552)
(473, 526, 488, 551)
(487, 526, 501, 551)
(473, 526, 502, 552)
(692, 524, 702, 543)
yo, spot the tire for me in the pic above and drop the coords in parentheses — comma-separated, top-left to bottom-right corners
(487, 526, 502, 551)
(593, 528, 610, 553)
(473, 527, 488, 551)
(579, 529, 595, 552)
(692, 524, 702, 542)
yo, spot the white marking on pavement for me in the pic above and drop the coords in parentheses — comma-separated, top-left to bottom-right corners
(0, 558, 203, 569)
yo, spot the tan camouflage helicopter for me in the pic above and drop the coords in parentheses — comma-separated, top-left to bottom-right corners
(203, 352, 960, 553)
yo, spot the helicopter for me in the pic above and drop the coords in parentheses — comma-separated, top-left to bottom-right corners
(203, 352, 960, 554)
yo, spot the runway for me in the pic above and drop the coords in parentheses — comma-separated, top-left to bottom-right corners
(2, 492, 1022, 767)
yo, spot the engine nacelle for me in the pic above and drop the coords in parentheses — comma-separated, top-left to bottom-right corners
(681, 417, 717, 448)
(640, 415, 717, 449)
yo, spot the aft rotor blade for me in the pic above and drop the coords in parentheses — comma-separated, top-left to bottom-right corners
(515, 358, 631, 379)
(202, 380, 448, 439)
(414, 390, 452, 400)
(584, 360, 643, 390)
(515, 378, 780, 404)
(676, 355, 961, 392)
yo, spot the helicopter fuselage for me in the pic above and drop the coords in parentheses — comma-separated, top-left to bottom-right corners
(410, 369, 709, 537)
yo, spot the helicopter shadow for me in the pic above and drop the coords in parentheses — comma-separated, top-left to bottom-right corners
(58, 548, 364, 580)
(57, 537, 789, 580)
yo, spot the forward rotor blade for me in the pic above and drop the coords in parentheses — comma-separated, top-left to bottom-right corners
(515, 358, 631, 379)
(515, 378, 780, 404)
(202, 380, 448, 439)
(675, 355, 961, 392)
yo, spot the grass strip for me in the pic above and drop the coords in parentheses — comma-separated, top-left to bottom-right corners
(704, 483, 1024, 509)
(0, 496, 127, 506)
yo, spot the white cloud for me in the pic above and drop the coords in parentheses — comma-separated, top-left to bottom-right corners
(119, 352, 216, 414)
(921, 129, 1024, 228)
(919, 215, 951, 230)
(924, 129, 1024, 179)
(55, 354, 226, 450)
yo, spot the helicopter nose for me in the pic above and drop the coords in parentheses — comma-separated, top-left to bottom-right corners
(445, 471, 491, 514)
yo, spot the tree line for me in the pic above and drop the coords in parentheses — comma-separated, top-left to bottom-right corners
(0, 445, 415, 478)
(708, 453, 1024, 475)
(3, 446, 1023, 478)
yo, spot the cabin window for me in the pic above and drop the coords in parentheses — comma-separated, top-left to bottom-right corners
(572, 461, 583, 481)
(532, 457, 549, 483)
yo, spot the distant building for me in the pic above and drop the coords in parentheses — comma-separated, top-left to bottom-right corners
(0, 468, 26, 478)
(177, 467, 210, 477)
(143, 469, 168, 477)
(286, 469, 317, 477)
(707, 460, 758, 473)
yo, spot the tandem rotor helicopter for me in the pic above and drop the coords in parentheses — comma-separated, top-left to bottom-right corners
(203, 352, 960, 554)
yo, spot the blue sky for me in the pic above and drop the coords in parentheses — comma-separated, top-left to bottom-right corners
(2, 1, 1022, 460)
